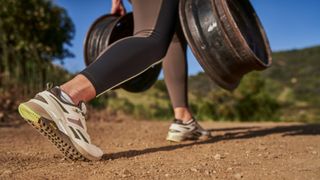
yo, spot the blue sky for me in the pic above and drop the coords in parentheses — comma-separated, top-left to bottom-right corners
(54, 0, 320, 75)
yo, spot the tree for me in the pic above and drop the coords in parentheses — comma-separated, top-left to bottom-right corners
(0, 0, 74, 93)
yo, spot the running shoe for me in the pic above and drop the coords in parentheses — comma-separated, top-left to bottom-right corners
(166, 118, 211, 142)
(18, 86, 103, 161)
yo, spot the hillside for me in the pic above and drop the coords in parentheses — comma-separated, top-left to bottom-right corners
(264, 46, 320, 103)
(1, 46, 320, 123)
(188, 46, 320, 99)
(101, 46, 320, 122)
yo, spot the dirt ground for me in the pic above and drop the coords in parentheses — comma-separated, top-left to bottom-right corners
(1, 117, 320, 180)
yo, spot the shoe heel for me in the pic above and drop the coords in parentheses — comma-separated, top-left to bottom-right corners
(18, 103, 41, 123)
(166, 133, 185, 142)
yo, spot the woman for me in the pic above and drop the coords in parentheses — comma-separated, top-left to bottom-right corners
(18, 0, 210, 161)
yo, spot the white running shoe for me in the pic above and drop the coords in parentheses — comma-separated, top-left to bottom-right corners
(18, 86, 103, 161)
(166, 118, 211, 142)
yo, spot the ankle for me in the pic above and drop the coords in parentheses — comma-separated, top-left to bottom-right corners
(174, 107, 193, 123)
(60, 75, 96, 105)
(59, 88, 76, 104)
(60, 85, 79, 105)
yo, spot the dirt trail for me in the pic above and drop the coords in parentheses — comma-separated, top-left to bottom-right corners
(1, 118, 320, 179)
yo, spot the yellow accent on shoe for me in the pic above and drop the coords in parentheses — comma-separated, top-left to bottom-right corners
(18, 103, 41, 123)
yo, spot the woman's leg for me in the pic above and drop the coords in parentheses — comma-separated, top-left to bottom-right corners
(18, 0, 183, 161)
(162, 23, 193, 122)
(162, 20, 211, 142)
(61, 0, 179, 104)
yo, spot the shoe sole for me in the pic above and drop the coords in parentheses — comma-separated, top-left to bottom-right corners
(166, 132, 211, 142)
(18, 103, 91, 161)
(166, 133, 186, 142)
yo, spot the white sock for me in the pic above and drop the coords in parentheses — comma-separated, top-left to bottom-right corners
(59, 88, 75, 105)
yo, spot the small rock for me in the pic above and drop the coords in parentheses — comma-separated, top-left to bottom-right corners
(234, 173, 243, 179)
(204, 170, 211, 175)
(200, 162, 208, 166)
(1, 170, 12, 176)
(258, 146, 267, 151)
(307, 146, 314, 150)
(227, 167, 233, 172)
(214, 154, 222, 160)
(165, 173, 170, 177)
(311, 151, 317, 155)
(233, 162, 241, 166)
(190, 168, 198, 172)
(121, 169, 132, 177)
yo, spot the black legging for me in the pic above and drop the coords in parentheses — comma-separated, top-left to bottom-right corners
(81, 0, 188, 108)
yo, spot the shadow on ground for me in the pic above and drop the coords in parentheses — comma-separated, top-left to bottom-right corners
(102, 123, 320, 160)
